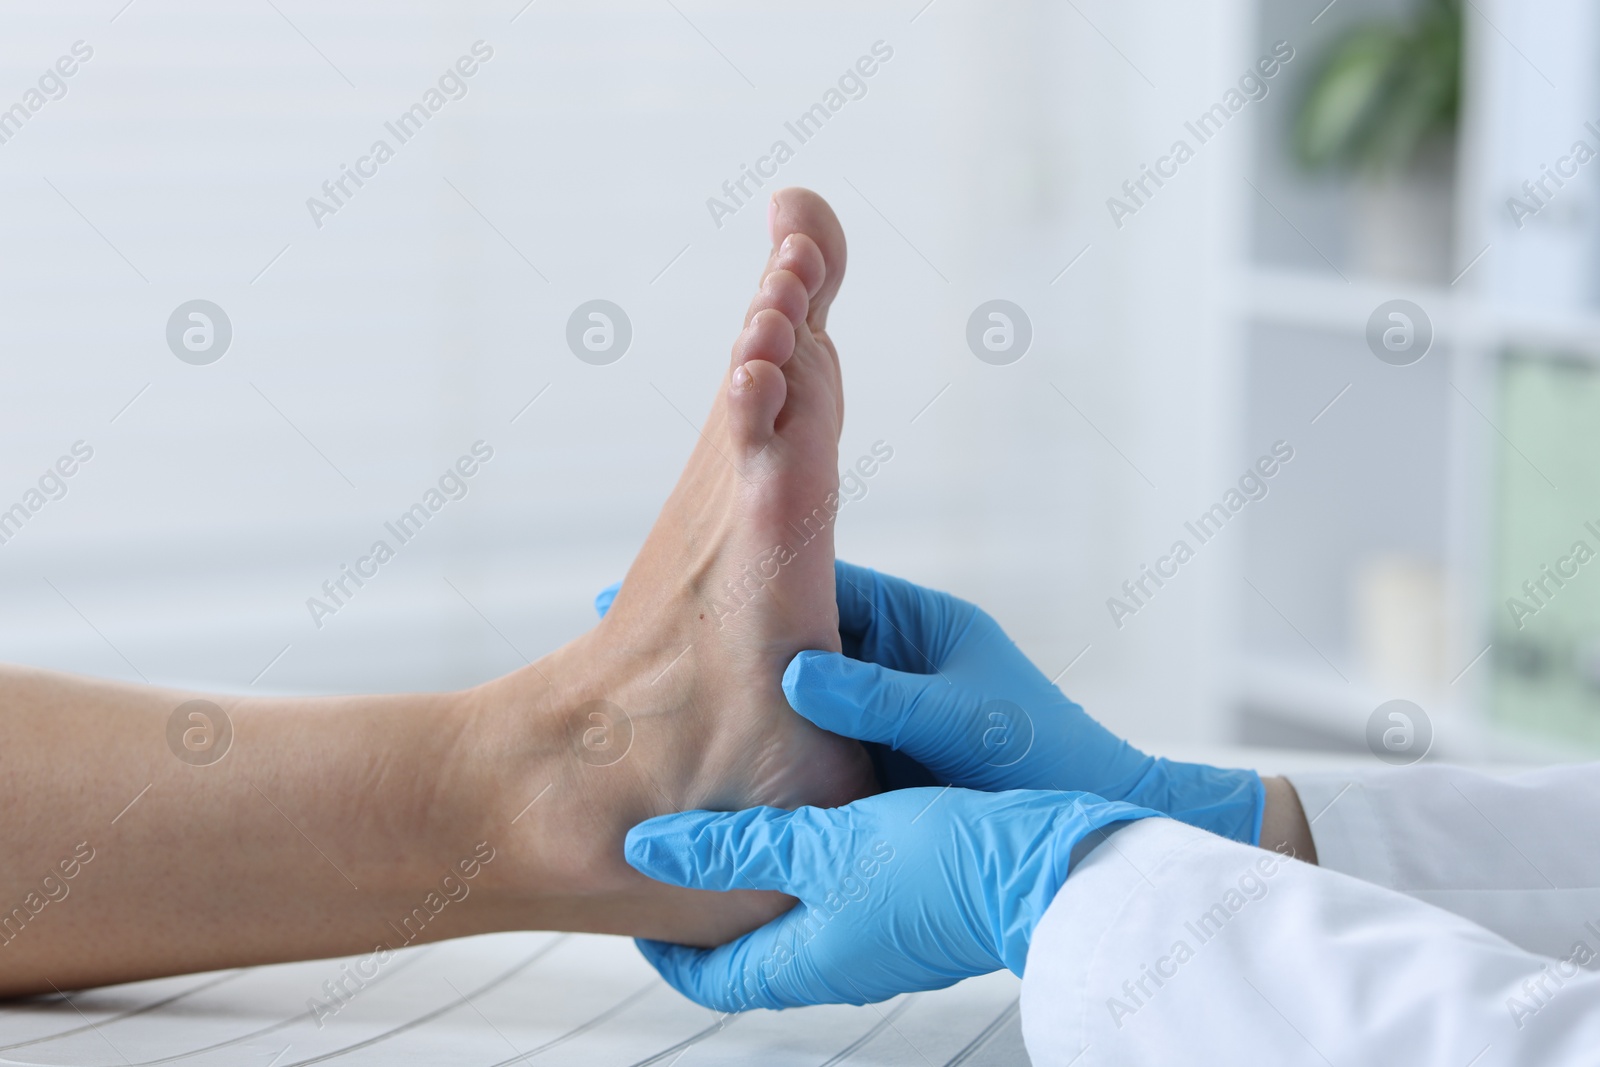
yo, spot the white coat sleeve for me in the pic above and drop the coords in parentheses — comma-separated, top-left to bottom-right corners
(1020, 818, 1600, 1067)
(1290, 762, 1600, 958)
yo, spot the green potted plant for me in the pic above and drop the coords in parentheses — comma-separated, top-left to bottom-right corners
(1293, 0, 1462, 281)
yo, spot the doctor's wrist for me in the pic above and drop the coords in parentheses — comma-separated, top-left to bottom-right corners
(1257, 776, 1317, 864)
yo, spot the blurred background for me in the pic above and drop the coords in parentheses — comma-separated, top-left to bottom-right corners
(1, 0, 1592, 764)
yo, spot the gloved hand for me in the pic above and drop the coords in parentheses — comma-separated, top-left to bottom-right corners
(595, 563, 1263, 842)
(783, 560, 1264, 842)
(626, 787, 1160, 1010)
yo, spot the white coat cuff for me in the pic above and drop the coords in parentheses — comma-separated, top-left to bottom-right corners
(1287, 772, 1398, 888)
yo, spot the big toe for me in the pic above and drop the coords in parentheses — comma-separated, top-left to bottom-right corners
(768, 188, 846, 330)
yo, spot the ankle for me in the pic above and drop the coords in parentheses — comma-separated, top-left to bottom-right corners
(454, 632, 705, 912)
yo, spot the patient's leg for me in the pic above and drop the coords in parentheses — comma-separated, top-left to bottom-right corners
(0, 189, 871, 995)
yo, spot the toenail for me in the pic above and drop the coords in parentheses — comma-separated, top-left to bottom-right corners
(732, 364, 752, 390)
(780, 234, 796, 256)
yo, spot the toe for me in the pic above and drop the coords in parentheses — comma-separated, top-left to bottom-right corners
(744, 269, 809, 330)
(733, 308, 797, 369)
(727, 358, 787, 454)
(772, 233, 825, 300)
(769, 188, 846, 329)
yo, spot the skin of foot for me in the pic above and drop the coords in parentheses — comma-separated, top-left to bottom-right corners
(462, 186, 878, 944)
(0, 188, 874, 995)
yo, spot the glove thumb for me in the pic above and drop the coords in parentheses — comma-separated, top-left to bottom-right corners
(783, 651, 1032, 789)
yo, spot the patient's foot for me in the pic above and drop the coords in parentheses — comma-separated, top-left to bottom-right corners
(466, 188, 874, 945)
(606, 186, 868, 813)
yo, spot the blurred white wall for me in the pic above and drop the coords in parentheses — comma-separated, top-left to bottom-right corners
(0, 0, 1300, 751)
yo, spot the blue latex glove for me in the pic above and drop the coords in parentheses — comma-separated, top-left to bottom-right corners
(594, 565, 1263, 842)
(594, 581, 621, 618)
(791, 561, 1265, 843)
(627, 787, 1159, 1010)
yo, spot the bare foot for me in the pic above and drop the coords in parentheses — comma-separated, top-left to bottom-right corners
(609, 187, 866, 811)
(465, 188, 875, 945)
